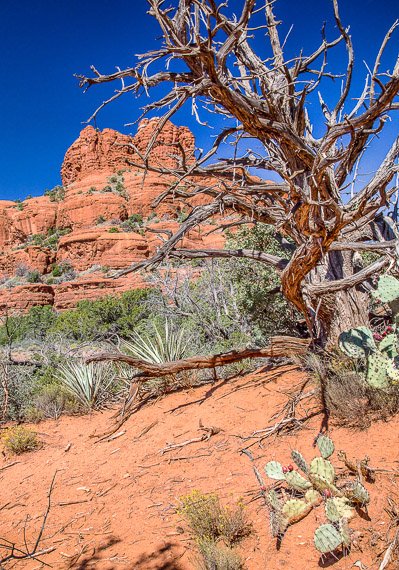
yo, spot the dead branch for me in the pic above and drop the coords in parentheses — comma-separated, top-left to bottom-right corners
(87, 336, 310, 378)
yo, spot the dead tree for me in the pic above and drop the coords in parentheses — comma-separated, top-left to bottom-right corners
(77, 0, 399, 343)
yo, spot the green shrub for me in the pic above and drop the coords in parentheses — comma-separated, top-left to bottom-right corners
(95, 215, 106, 225)
(109, 176, 118, 183)
(1, 426, 39, 455)
(102, 185, 112, 193)
(26, 270, 42, 283)
(89, 186, 97, 192)
(44, 185, 65, 202)
(51, 264, 62, 277)
(108, 227, 119, 233)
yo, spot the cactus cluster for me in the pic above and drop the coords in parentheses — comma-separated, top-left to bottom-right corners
(337, 274, 399, 388)
(263, 435, 371, 554)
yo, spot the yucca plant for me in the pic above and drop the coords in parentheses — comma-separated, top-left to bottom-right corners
(54, 361, 113, 409)
(121, 321, 188, 363)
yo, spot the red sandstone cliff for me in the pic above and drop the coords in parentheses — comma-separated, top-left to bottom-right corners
(0, 119, 225, 312)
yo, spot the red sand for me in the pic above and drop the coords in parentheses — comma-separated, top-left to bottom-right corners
(1, 365, 398, 569)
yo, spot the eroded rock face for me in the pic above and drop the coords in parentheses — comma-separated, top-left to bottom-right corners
(61, 119, 195, 187)
(0, 120, 225, 313)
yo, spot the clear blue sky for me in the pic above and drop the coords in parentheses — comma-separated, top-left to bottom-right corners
(0, 0, 398, 201)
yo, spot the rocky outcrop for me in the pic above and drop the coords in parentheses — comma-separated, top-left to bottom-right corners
(0, 119, 227, 312)
(61, 118, 195, 187)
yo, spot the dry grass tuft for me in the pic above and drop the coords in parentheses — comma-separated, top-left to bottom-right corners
(301, 349, 399, 429)
(194, 538, 243, 570)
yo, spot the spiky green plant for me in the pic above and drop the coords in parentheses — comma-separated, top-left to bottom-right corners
(54, 361, 113, 409)
(121, 321, 188, 363)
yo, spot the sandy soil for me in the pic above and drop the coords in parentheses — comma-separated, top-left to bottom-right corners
(1, 364, 398, 569)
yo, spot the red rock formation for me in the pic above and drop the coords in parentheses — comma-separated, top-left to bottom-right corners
(61, 118, 195, 187)
(0, 120, 229, 313)
(0, 247, 55, 277)
(0, 284, 54, 312)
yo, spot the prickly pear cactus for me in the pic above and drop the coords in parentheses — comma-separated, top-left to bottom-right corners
(314, 524, 343, 553)
(305, 489, 322, 506)
(379, 333, 399, 359)
(268, 489, 280, 510)
(317, 435, 335, 459)
(284, 470, 311, 492)
(309, 457, 335, 483)
(339, 518, 351, 548)
(264, 461, 285, 480)
(338, 326, 376, 358)
(386, 358, 399, 384)
(291, 449, 309, 475)
(282, 499, 312, 525)
(325, 498, 340, 522)
(345, 481, 370, 505)
(372, 275, 399, 303)
(365, 351, 390, 388)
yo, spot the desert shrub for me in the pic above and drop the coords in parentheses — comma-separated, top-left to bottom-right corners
(15, 264, 28, 277)
(109, 175, 118, 183)
(115, 181, 124, 192)
(194, 539, 243, 570)
(122, 321, 188, 364)
(44, 185, 65, 202)
(89, 186, 97, 192)
(108, 227, 119, 233)
(102, 185, 112, 193)
(0, 366, 39, 420)
(1, 426, 39, 455)
(53, 361, 114, 409)
(302, 349, 399, 428)
(51, 264, 62, 277)
(177, 490, 251, 545)
(95, 215, 106, 225)
(50, 288, 155, 340)
(26, 270, 42, 283)
(27, 384, 84, 421)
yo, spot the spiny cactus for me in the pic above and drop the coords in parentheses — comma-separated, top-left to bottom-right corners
(325, 497, 355, 521)
(291, 449, 308, 475)
(365, 351, 390, 388)
(345, 481, 370, 505)
(371, 275, 399, 303)
(264, 461, 286, 480)
(317, 435, 335, 459)
(262, 435, 372, 555)
(314, 523, 343, 553)
(285, 470, 312, 492)
(379, 333, 399, 359)
(338, 326, 376, 358)
(305, 489, 322, 506)
(309, 457, 335, 483)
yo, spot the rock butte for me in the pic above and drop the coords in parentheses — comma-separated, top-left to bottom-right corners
(0, 119, 224, 312)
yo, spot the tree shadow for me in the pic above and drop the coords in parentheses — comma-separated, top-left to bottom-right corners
(129, 542, 186, 569)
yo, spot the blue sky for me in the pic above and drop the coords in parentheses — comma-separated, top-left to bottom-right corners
(0, 0, 398, 201)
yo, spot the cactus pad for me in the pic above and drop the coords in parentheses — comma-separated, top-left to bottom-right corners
(305, 489, 322, 506)
(314, 524, 343, 553)
(325, 498, 340, 522)
(339, 518, 351, 548)
(282, 499, 312, 525)
(268, 489, 280, 510)
(379, 334, 399, 359)
(365, 352, 390, 388)
(284, 470, 312, 492)
(346, 481, 370, 505)
(264, 461, 286, 480)
(338, 326, 376, 358)
(386, 358, 399, 383)
(331, 497, 355, 520)
(317, 435, 335, 459)
(309, 457, 335, 483)
(372, 275, 399, 303)
(291, 449, 309, 475)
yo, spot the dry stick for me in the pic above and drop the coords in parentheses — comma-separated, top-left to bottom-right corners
(158, 420, 222, 455)
(0, 471, 58, 567)
(0, 363, 9, 422)
(0, 461, 20, 472)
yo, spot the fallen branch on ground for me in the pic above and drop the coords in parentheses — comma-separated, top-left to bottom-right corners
(158, 419, 222, 454)
(87, 336, 310, 377)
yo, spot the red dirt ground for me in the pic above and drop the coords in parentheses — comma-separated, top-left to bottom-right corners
(1, 364, 398, 569)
